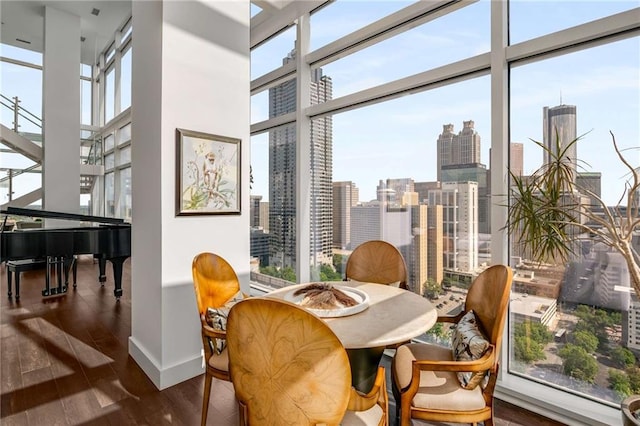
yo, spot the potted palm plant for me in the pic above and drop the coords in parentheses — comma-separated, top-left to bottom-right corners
(507, 131, 639, 424)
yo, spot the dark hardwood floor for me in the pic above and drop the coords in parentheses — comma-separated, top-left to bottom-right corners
(1, 255, 566, 425)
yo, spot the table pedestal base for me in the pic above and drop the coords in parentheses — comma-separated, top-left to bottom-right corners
(347, 346, 385, 393)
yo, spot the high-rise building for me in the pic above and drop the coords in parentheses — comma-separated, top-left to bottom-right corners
(409, 202, 428, 295)
(543, 104, 577, 181)
(428, 181, 478, 272)
(378, 178, 415, 205)
(437, 121, 488, 233)
(250, 195, 262, 228)
(440, 163, 489, 234)
(268, 49, 333, 268)
(414, 181, 440, 205)
(349, 203, 413, 252)
(427, 204, 444, 286)
(333, 181, 359, 249)
(259, 201, 270, 232)
(576, 172, 602, 208)
(491, 142, 523, 176)
(437, 120, 481, 181)
(350, 203, 383, 248)
(510, 142, 524, 177)
(250, 228, 270, 267)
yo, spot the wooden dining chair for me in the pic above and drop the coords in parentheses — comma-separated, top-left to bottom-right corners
(391, 264, 513, 426)
(345, 240, 408, 289)
(191, 252, 242, 426)
(226, 297, 388, 426)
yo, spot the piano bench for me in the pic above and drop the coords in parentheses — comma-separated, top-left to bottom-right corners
(6, 259, 46, 300)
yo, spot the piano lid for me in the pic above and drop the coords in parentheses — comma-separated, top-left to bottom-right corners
(1, 206, 128, 225)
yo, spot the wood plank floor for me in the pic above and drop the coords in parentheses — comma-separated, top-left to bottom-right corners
(1, 255, 566, 425)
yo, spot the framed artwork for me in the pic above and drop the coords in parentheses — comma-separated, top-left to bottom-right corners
(176, 128, 241, 215)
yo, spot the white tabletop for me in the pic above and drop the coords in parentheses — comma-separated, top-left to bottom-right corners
(266, 281, 438, 349)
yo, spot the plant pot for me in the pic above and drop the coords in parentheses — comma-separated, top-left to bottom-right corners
(622, 395, 640, 426)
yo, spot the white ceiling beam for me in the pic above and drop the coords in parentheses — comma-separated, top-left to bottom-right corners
(251, 0, 280, 14)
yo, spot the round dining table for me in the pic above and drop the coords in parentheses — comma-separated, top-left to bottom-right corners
(266, 280, 438, 392)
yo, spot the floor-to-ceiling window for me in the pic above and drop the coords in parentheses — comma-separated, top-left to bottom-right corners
(249, 1, 639, 423)
(1, 13, 132, 220)
(95, 17, 132, 221)
(507, 20, 639, 423)
(0, 45, 43, 207)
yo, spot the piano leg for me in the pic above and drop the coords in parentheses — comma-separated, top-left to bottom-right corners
(7, 267, 13, 299)
(111, 258, 126, 300)
(97, 257, 107, 285)
(43, 256, 68, 297)
(14, 272, 19, 301)
(63, 257, 78, 289)
(43, 257, 51, 296)
(73, 259, 78, 286)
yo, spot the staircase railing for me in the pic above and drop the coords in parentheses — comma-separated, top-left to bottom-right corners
(0, 164, 41, 184)
(0, 94, 42, 133)
(82, 130, 103, 166)
(1, 94, 103, 203)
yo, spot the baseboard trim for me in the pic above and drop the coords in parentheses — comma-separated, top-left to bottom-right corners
(129, 336, 205, 390)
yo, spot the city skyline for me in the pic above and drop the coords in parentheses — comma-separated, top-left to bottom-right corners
(1, 2, 638, 209)
(249, 2, 638, 207)
(252, 103, 605, 207)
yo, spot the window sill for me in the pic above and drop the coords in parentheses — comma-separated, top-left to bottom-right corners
(495, 373, 620, 426)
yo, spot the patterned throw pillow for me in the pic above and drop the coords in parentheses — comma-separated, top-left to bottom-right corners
(451, 310, 490, 389)
(206, 306, 231, 332)
(205, 292, 244, 353)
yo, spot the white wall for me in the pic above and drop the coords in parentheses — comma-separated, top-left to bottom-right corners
(130, 0, 250, 389)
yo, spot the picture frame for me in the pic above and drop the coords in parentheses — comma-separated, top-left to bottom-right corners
(176, 128, 241, 216)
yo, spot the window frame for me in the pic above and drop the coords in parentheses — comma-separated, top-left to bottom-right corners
(249, 2, 640, 424)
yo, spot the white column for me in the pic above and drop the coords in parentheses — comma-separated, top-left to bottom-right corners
(42, 6, 81, 216)
(130, 0, 250, 389)
(296, 14, 311, 283)
(490, 0, 509, 266)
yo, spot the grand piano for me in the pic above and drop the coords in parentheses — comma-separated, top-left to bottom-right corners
(1, 206, 131, 300)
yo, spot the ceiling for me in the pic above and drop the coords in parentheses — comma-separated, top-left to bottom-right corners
(1, 1, 131, 64)
(0, 0, 323, 65)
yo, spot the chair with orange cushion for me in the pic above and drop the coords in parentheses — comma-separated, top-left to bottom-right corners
(192, 252, 242, 426)
(391, 264, 513, 426)
(226, 297, 388, 426)
(345, 240, 408, 289)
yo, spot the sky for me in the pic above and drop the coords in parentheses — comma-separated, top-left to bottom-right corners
(1, 1, 638, 207)
(248, 0, 640, 205)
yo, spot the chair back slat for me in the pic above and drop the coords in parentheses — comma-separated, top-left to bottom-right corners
(464, 265, 513, 351)
(345, 240, 408, 289)
(192, 253, 240, 314)
(227, 298, 351, 426)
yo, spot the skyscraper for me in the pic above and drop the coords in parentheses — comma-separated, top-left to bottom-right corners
(576, 172, 602, 208)
(268, 49, 333, 268)
(437, 120, 481, 181)
(543, 104, 577, 181)
(510, 142, 524, 177)
(377, 178, 415, 205)
(427, 204, 444, 286)
(428, 181, 478, 272)
(249, 195, 262, 228)
(437, 121, 489, 233)
(333, 181, 359, 250)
